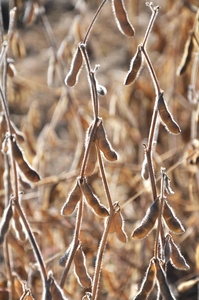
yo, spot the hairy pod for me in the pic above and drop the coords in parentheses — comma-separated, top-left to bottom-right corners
(163, 199, 185, 234)
(82, 181, 109, 217)
(74, 247, 92, 288)
(85, 140, 97, 176)
(61, 182, 81, 216)
(134, 259, 156, 300)
(169, 237, 190, 270)
(96, 120, 118, 161)
(114, 209, 127, 243)
(155, 258, 176, 300)
(112, 0, 135, 37)
(132, 197, 159, 239)
(141, 155, 149, 180)
(65, 47, 83, 87)
(0, 202, 13, 245)
(177, 33, 194, 76)
(124, 46, 142, 85)
(158, 92, 181, 135)
(11, 138, 40, 182)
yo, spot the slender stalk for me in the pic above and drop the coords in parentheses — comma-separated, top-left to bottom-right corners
(142, 4, 159, 48)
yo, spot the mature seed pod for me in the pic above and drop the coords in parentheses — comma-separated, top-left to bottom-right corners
(177, 278, 199, 293)
(163, 199, 185, 234)
(132, 197, 159, 239)
(169, 237, 190, 270)
(65, 47, 83, 87)
(59, 244, 72, 267)
(61, 181, 81, 216)
(177, 33, 194, 76)
(158, 92, 181, 135)
(112, 0, 135, 37)
(155, 258, 176, 300)
(47, 54, 58, 88)
(82, 181, 109, 217)
(105, 216, 116, 234)
(96, 120, 118, 161)
(0, 202, 13, 245)
(50, 277, 68, 300)
(11, 138, 40, 182)
(114, 209, 127, 243)
(13, 208, 26, 242)
(141, 155, 149, 180)
(84, 140, 97, 176)
(74, 246, 92, 288)
(134, 259, 156, 300)
(124, 46, 142, 85)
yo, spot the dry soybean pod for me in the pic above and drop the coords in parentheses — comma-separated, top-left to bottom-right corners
(163, 199, 185, 234)
(114, 208, 127, 243)
(61, 181, 81, 216)
(169, 236, 190, 270)
(164, 235, 171, 265)
(65, 46, 83, 87)
(11, 137, 40, 182)
(50, 277, 68, 300)
(132, 197, 159, 239)
(141, 154, 149, 180)
(0, 201, 13, 245)
(85, 140, 97, 176)
(112, 0, 135, 37)
(177, 33, 194, 76)
(155, 258, 176, 300)
(82, 180, 109, 217)
(134, 259, 156, 300)
(96, 120, 118, 161)
(74, 246, 92, 288)
(124, 45, 142, 86)
(158, 92, 181, 135)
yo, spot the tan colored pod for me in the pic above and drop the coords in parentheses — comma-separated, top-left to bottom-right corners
(11, 138, 40, 182)
(158, 92, 181, 135)
(169, 237, 190, 270)
(0, 202, 13, 245)
(114, 209, 127, 243)
(163, 199, 185, 234)
(85, 140, 97, 176)
(82, 181, 109, 217)
(134, 259, 156, 300)
(155, 258, 176, 300)
(141, 155, 149, 180)
(177, 33, 194, 76)
(132, 197, 159, 239)
(74, 247, 92, 288)
(124, 46, 142, 86)
(65, 47, 83, 87)
(112, 0, 135, 37)
(96, 120, 118, 161)
(61, 182, 81, 216)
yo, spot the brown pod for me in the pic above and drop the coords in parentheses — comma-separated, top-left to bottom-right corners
(163, 199, 185, 234)
(132, 197, 159, 239)
(82, 181, 109, 217)
(11, 138, 40, 182)
(74, 247, 92, 288)
(114, 209, 127, 243)
(84, 140, 97, 176)
(164, 235, 171, 265)
(155, 258, 176, 300)
(169, 237, 190, 270)
(50, 277, 68, 300)
(0, 202, 13, 245)
(124, 46, 142, 85)
(112, 0, 135, 37)
(141, 155, 149, 180)
(158, 92, 181, 135)
(65, 47, 83, 87)
(96, 120, 118, 161)
(61, 182, 81, 216)
(177, 33, 194, 76)
(134, 259, 156, 300)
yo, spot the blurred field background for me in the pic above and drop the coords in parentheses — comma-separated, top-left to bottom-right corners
(0, 0, 199, 299)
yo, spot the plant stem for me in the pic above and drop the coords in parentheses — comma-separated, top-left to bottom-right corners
(142, 4, 159, 48)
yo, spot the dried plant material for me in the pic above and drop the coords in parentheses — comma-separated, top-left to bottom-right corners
(169, 236, 190, 270)
(177, 278, 199, 293)
(164, 235, 171, 265)
(158, 92, 181, 135)
(61, 181, 81, 216)
(141, 154, 149, 180)
(162, 171, 174, 195)
(82, 180, 109, 217)
(133, 259, 156, 300)
(85, 140, 97, 176)
(114, 208, 128, 243)
(82, 292, 92, 300)
(96, 83, 107, 96)
(13, 208, 27, 242)
(7, 60, 17, 77)
(50, 276, 68, 300)
(11, 31, 26, 58)
(65, 47, 83, 87)
(177, 33, 194, 76)
(163, 199, 185, 234)
(23, 0, 36, 26)
(42, 278, 52, 300)
(96, 120, 118, 161)
(10, 120, 26, 143)
(11, 137, 41, 182)
(47, 54, 58, 88)
(155, 258, 176, 300)
(132, 197, 159, 239)
(112, 0, 135, 37)
(124, 46, 142, 85)
(59, 244, 72, 267)
(0, 202, 13, 245)
(74, 246, 92, 288)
